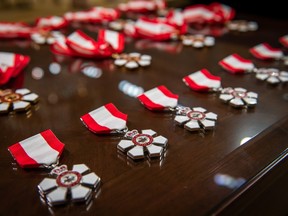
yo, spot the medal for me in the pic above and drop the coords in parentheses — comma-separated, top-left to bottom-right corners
(38, 164, 100, 206)
(137, 85, 218, 131)
(8, 130, 101, 206)
(174, 106, 217, 132)
(117, 129, 168, 160)
(219, 87, 258, 108)
(254, 68, 288, 84)
(226, 20, 258, 32)
(0, 88, 39, 114)
(113, 52, 152, 69)
(80, 103, 168, 161)
(31, 30, 65, 45)
(181, 34, 215, 48)
(181, 66, 259, 108)
(219, 53, 288, 84)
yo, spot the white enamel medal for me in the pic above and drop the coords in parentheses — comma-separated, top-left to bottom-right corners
(253, 68, 288, 84)
(8, 130, 101, 207)
(226, 20, 258, 32)
(181, 34, 215, 48)
(174, 106, 217, 131)
(38, 164, 101, 206)
(31, 30, 65, 45)
(117, 129, 168, 160)
(113, 52, 152, 69)
(219, 87, 258, 108)
(0, 88, 39, 114)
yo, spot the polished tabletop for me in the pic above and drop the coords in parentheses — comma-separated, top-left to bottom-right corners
(0, 13, 288, 216)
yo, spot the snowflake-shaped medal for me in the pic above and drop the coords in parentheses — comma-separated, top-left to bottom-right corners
(219, 87, 258, 108)
(31, 30, 65, 45)
(108, 19, 128, 31)
(137, 86, 219, 133)
(254, 68, 288, 84)
(38, 164, 101, 207)
(181, 34, 215, 48)
(117, 129, 168, 160)
(174, 106, 217, 132)
(0, 88, 39, 114)
(226, 20, 258, 32)
(113, 52, 151, 69)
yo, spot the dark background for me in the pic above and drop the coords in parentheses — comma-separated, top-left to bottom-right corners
(187, 0, 288, 19)
(0, 0, 287, 22)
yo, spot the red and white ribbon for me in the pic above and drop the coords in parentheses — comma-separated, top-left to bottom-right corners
(183, 69, 221, 92)
(81, 103, 128, 134)
(249, 43, 283, 60)
(0, 52, 30, 85)
(219, 53, 255, 73)
(97, 29, 125, 54)
(64, 11, 91, 23)
(66, 30, 99, 58)
(279, 35, 288, 48)
(123, 20, 137, 38)
(209, 2, 235, 23)
(137, 85, 179, 111)
(164, 10, 187, 35)
(183, 3, 234, 24)
(64, 7, 119, 23)
(166, 9, 185, 27)
(50, 37, 75, 56)
(118, 1, 156, 13)
(35, 16, 68, 30)
(8, 130, 65, 168)
(51, 30, 124, 58)
(9, 53, 30, 78)
(0, 22, 32, 39)
(89, 7, 119, 23)
(183, 5, 216, 24)
(134, 17, 178, 41)
(118, 0, 165, 13)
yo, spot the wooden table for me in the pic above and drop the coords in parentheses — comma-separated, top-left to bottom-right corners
(0, 14, 288, 216)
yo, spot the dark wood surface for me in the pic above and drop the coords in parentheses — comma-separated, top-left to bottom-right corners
(0, 14, 288, 216)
